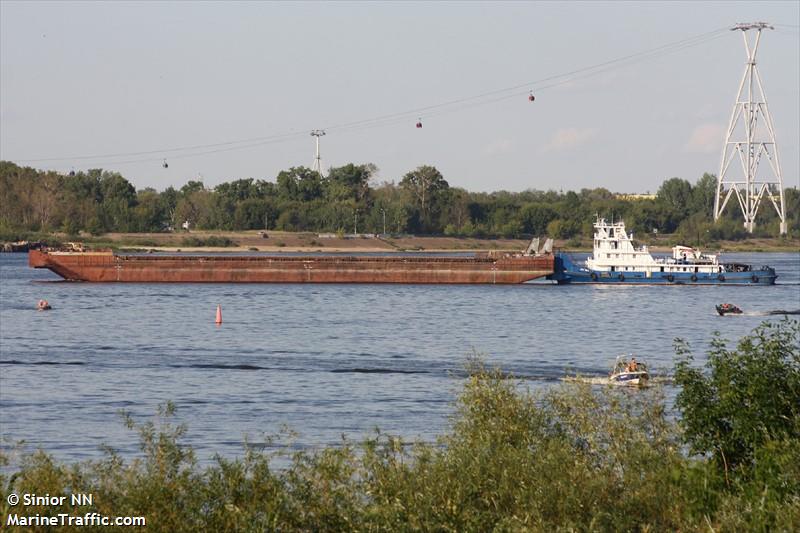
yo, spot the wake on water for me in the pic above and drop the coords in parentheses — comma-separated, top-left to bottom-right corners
(561, 375, 673, 386)
(734, 310, 800, 317)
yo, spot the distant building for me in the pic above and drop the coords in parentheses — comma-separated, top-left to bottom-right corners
(615, 193, 656, 201)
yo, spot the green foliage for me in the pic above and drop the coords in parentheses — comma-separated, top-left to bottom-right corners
(3, 323, 799, 530)
(657, 177, 693, 231)
(546, 218, 580, 239)
(400, 165, 450, 233)
(1, 160, 796, 239)
(180, 236, 238, 247)
(674, 319, 800, 479)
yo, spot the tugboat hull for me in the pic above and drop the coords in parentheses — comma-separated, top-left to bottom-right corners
(548, 255, 777, 285)
(547, 217, 778, 286)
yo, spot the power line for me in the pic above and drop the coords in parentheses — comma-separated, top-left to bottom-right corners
(325, 27, 729, 133)
(15, 26, 733, 167)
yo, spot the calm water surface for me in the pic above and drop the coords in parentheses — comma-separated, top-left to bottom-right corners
(1, 251, 798, 463)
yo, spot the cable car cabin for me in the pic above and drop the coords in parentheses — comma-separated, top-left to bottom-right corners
(162, 159, 169, 168)
(416, 119, 423, 129)
(528, 92, 535, 102)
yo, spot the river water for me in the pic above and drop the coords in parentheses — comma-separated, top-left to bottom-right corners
(1, 251, 798, 463)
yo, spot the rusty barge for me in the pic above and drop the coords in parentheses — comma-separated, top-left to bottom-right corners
(28, 244, 554, 284)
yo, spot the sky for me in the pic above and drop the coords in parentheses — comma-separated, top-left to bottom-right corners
(1, 1, 798, 194)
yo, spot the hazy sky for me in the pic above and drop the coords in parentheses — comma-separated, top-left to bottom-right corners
(1, 1, 798, 194)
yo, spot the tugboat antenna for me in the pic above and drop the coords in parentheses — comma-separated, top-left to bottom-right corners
(714, 22, 787, 235)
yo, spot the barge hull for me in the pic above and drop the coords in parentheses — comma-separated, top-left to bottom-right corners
(29, 250, 554, 284)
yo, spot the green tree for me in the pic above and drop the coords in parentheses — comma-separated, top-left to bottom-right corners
(691, 173, 717, 218)
(400, 165, 449, 232)
(546, 218, 580, 239)
(674, 320, 800, 479)
(99, 172, 137, 231)
(133, 189, 169, 232)
(657, 177, 693, 231)
(233, 198, 275, 230)
(676, 212, 712, 246)
(326, 163, 375, 204)
(520, 203, 557, 235)
(181, 180, 205, 196)
(174, 189, 214, 229)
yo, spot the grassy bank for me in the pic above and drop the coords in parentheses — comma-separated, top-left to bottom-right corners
(1, 321, 798, 532)
(2, 229, 799, 253)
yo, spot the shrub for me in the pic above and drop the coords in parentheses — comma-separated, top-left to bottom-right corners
(674, 319, 800, 480)
(180, 236, 238, 247)
(2, 323, 798, 531)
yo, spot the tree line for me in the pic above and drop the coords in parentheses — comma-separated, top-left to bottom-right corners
(1, 160, 797, 241)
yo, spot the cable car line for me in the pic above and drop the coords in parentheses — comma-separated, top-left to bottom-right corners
(15, 26, 731, 168)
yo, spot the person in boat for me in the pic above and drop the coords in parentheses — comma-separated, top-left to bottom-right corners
(37, 299, 51, 311)
(626, 357, 638, 372)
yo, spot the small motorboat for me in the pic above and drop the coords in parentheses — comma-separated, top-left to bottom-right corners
(716, 303, 743, 316)
(609, 355, 649, 386)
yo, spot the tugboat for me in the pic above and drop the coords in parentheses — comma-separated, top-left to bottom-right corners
(716, 303, 743, 315)
(547, 217, 777, 285)
(609, 355, 649, 386)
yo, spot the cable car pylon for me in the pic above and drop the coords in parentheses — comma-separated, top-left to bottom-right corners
(310, 129, 326, 175)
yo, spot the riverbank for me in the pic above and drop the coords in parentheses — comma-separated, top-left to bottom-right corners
(3, 230, 798, 253)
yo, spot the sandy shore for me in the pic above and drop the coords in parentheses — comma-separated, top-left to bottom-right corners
(13, 230, 800, 253)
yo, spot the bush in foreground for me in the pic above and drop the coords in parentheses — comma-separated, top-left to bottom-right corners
(2, 321, 799, 531)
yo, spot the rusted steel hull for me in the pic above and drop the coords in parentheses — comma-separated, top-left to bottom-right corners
(29, 250, 553, 284)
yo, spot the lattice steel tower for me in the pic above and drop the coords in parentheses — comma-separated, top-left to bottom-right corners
(714, 22, 786, 235)
(310, 129, 326, 175)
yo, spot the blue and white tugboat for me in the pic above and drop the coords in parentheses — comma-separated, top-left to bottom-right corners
(547, 217, 776, 285)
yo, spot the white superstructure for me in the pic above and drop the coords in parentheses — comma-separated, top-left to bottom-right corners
(587, 218, 721, 276)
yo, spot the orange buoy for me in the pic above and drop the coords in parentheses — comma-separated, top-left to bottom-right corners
(215, 304, 222, 324)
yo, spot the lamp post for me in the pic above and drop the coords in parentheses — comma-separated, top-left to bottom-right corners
(380, 208, 386, 236)
(354, 210, 358, 235)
